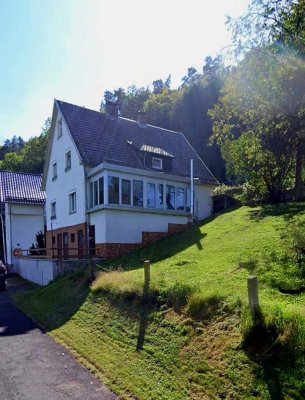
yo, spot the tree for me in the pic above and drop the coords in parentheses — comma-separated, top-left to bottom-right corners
(228, 0, 305, 199)
(0, 118, 50, 174)
(210, 46, 304, 201)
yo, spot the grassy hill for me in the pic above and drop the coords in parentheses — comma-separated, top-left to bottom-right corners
(14, 204, 305, 399)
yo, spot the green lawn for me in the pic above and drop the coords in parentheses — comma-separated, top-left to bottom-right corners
(14, 204, 305, 399)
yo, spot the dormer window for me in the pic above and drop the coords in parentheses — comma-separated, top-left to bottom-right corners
(57, 118, 63, 139)
(152, 157, 162, 170)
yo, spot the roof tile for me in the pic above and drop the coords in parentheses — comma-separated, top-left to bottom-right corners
(0, 171, 45, 205)
(57, 101, 218, 184)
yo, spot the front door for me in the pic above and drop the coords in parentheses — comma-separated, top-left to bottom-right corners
(89, 225, 95, 256)
(63, 232, 69, 259)
(57, 233, 62, 259)
(78, 230, 84, 258)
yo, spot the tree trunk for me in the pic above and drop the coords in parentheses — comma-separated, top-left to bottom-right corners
(295, 139, 303, 201)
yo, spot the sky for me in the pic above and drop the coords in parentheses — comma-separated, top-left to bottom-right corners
(0, 0, 249, 142)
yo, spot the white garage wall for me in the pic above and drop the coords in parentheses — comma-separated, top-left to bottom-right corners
(5, 204, 44, 265)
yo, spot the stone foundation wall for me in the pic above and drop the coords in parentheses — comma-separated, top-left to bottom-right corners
(95, 243, 143, 258)
(96, 223, 188, 259)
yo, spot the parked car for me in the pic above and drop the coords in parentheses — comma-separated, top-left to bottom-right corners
(0, 261, 7, 291)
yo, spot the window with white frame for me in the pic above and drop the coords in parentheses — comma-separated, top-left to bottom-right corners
(152, 157, 162, 169)
(166, 185, 175, 210)
(156, 184, 164, 208)
(133, 180, 143, 207)
(65, 150, 71, 171)
(51, 201, 56, 219)
(69, 191, 76, 213)
(93, 180, 98, 206)
(147, 183, 156, 208)
(99, 177, 104, 205)
(52, 162, 57, 180)
(122, 179, 131, 205)
(176, 187, 185, 210)
(108, 176, 119, 204)
(57, 118, 63, 139)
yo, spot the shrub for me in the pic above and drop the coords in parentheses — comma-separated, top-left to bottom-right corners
(186, 292, 224, 320)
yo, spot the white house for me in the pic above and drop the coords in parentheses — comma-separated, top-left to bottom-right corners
(0, 171, 46, 265)
(42, 100, 218, 258)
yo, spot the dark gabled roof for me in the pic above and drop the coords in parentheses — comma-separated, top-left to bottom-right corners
(0, 171, 46, 205)
(56, 100, 218, 184)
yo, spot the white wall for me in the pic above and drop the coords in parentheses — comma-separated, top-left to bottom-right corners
(45, 109, 86, 231)
(13, 257, 56, 286)
(195, 184, 214, 220)
(90, 209, 188, 244)
(5, 204, 44, 265)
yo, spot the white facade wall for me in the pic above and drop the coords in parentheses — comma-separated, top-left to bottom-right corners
(45, 111, 86, 231)
(90, 209, 188, 244)
(195, 185, 214, 220)
(5, 204, 44, 265)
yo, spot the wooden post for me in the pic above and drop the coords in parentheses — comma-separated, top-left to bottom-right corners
(247, 276, 259, 317)
(144, 260, 150, 284)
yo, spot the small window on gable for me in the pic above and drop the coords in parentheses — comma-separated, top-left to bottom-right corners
(57, 118, 63, 139)
(152, 157, 162, 170)
(65, 150, 71, 171)
(52, 162, 57, 180)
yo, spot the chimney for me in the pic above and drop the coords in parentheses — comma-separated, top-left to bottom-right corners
(105, 101, 119, 119)
(137, 110, 146, 126)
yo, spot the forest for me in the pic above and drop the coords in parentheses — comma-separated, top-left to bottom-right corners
(1, 0, 304, 203)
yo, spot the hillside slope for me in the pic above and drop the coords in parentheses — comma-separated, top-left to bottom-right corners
(14, 204, 305, 399)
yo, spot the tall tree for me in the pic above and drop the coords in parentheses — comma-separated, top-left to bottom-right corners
(228, 0, 305, 199)
(210, 46, 304, 201)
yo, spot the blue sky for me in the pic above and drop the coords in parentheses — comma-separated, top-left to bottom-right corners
(0, 0, 249, 142)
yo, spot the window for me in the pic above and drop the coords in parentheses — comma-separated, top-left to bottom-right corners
(57, 118, 63, 138)
(51, 201, 56, 219)
(52, 162, 57, 180)
(94, 180, 98, 206)
(108, 176, 119, 204)
(176, 187, 185, 210)
(71, 233, 75, 243)
(152, 157, 163, 169)
(156, 184, 164, 208)
(122, 179, 131, 205)
(69, 192, 76, 213)
(147, 183, 156, 208)
(133, 180, 143, 207)
(99, 177, 104, 205)
(52, 236, 56, 245)
(89, 182, 93, 208)
(65, 150, 71, 171)
(166, 185, 175, 210)
(186, 188, 191, 212)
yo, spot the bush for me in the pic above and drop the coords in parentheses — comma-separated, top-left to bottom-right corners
(186, 292, 224, 320)
(242, 306, 305, 363)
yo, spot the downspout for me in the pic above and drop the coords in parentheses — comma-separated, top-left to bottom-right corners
(0, 203, 6, 264)
(190, 159, 194, 218)
(84, 166, 90, 256)
(9, 204, 12, 264)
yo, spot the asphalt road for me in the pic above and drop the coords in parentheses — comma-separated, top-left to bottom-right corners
(0, 280, 117, 400)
